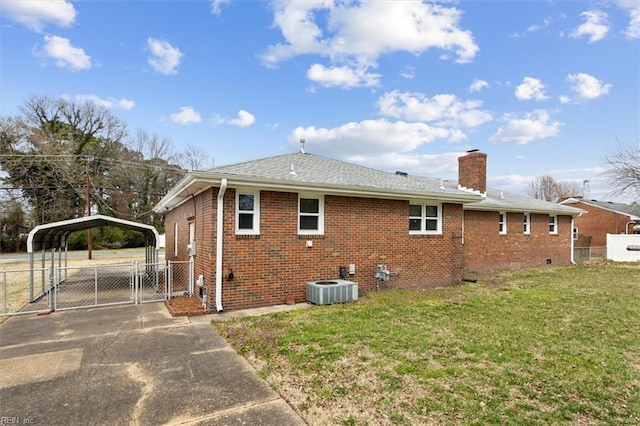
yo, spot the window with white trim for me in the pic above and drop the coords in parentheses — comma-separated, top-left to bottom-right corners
(549, 215, 558, 234)
(523, 213, 531, 235)
(409, 202, 442, 235)
(499, 212, 507, 235)
(298, 194, 324, 235)
(236, 190, 260, 235)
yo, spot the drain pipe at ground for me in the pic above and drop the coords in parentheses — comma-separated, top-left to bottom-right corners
(215, 178, 227, 313)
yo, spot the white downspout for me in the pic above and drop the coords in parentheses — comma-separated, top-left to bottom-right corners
(215, 179, 228, 312)
(570, 216, 576, 264)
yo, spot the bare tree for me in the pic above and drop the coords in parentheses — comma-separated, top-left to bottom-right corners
(526, 175, 581, 203)
(604, 142, 640, 201)
(131, 129, 175, 162)
(178, 144, 212, 171)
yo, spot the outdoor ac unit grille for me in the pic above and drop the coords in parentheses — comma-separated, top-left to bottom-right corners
(306, 280, 358, 305)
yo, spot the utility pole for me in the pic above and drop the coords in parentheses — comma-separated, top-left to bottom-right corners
(86, 158, 92, 260)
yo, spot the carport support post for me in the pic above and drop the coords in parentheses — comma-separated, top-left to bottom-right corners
(29, 252, 34, 302)
(50, 247, 56, 309)
(40, 248, 46, 296)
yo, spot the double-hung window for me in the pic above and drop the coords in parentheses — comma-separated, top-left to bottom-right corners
(409, 202, 442, 235)
(523, 213, 531, 235)
(299, 194, 324, 235)
(549, 215, 557, 235)
(499, 212, 507, 235)
(236, 190, 260, 235)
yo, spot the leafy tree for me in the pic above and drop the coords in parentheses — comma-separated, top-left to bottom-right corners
(0, 96, 127, 223)
(0, 95, 189, 247)
(0, 195, 27, 252)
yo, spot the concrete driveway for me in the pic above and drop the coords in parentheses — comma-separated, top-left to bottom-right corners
(0, 303, 305, 425)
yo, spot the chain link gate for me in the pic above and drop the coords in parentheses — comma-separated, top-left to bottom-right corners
(166, 259, 195, 298)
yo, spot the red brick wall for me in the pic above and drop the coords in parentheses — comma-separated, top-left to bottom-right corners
(165, 188, 575, 311)
(571, 202, 631, 247)
(463, 210, 573, 272)
(166, 188, 465, 311)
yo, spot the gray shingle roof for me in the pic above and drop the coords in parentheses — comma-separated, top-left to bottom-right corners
(467, 187, 583, 215)
(206, 152, 479, 200)
(563, 199, 640, 218)
(154, 152, 584, 216)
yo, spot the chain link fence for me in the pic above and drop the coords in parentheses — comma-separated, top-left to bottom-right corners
(574, 246, 607, 263)
(1, 261, 179, 317)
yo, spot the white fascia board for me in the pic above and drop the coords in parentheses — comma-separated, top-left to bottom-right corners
(154, 173, 483, 212)
(464, 203, 585, 216)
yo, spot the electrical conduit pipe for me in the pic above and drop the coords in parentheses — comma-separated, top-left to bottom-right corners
(215, 178, 227, 312)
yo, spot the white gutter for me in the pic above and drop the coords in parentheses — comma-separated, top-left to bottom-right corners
(215, 178, 227, 313)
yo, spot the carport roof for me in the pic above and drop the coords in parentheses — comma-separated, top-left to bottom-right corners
(27, 214, 160, 252)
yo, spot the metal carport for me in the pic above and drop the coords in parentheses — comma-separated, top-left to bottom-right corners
(26, 215, 160, 303)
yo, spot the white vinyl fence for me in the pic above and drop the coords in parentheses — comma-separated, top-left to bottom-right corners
(606, 234, 640, 262)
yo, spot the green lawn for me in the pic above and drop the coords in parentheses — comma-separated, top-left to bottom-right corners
(214, 263, 640, 425)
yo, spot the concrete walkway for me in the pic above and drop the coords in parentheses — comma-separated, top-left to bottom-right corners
(0, 303, 306, 425)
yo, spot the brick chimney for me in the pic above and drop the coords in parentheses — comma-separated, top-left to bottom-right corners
(458, 150, 487, 195)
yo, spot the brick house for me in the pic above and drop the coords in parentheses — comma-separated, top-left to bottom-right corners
(559, 198, 640, 247)
(153, 150, 582, 312)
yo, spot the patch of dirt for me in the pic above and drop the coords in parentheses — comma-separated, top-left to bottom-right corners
(165, 296, 207, 317)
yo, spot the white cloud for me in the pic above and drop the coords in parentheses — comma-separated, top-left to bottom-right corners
(469, 79, 489, 93)
(41, 35, 91, 71)
(215, 110, 256, 127)
(566, 73, 612, 99)
(170, 107, 202, 124)
(0, 0, 76, 32)
(489, 174, 537, 195)
(490, 110, 562, 144)
(377, 91, 493, 129)
(350, 151, 465, 175)
(210, 0, 230, 16)
(147, 38, 183, 75)
(527, 17, 553, 33)
(75, 94, 135, 110)
(227, 110, 256, 127)
(515, 77, 548, 101)
(510, 16, 553, 38)
(307, 64, 381, 88)
(616, 0, 640, 38)
(400, 66, 416, 79)
(559, 95, 571, 104)
(290, 119, 454, 158)
(570, 10, 609, 43)
(262, 1, 478, 88)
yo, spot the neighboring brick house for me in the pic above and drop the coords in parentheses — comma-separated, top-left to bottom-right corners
(153, 150, 582, 312)
(559, 198, 640, 247)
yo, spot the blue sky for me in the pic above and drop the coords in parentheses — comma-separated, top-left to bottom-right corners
(1, 0, 638, 202)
